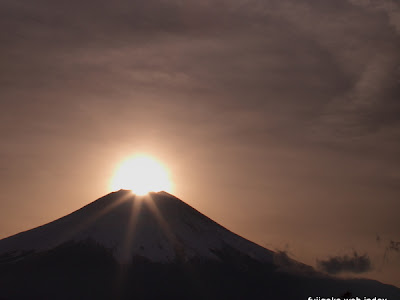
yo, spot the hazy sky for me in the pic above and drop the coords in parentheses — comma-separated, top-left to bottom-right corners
(1, 0, 399, 287)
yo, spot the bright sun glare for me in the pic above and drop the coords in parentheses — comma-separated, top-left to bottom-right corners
(110, 155, 172, 195)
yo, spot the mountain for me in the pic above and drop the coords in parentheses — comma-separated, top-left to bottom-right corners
(0, 190, 399, 300)
(0, 190, 274, 264)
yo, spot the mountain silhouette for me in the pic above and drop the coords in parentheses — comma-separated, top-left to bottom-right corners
(0, 190, 399, 300)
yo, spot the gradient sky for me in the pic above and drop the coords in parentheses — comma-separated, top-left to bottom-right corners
(1, 0, 400, 287)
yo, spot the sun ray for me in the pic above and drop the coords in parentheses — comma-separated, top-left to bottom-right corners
(119, 194, 144, 262)
(145, 194, 185, 260)
(113, 194, 145, 297)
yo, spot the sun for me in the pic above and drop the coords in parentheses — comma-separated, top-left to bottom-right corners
(110, 155, 172, 195)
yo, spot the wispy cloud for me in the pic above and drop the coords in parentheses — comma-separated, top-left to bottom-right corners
(348, 0, 400, 34)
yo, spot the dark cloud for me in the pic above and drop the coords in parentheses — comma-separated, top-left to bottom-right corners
(317, 252, 372, 274)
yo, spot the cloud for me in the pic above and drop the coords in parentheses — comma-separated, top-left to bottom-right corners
(348, 0, 400, 34)
(0, 0, 399, 184)
(317, 252, 372, 274)
(1, 0, 399, 139)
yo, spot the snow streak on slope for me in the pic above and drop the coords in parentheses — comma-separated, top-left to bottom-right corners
(0, 190, 274, 263)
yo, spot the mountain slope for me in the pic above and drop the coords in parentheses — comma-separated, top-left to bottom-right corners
(0, 190, 399, 300)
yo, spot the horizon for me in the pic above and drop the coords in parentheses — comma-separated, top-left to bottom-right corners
(1, 0, 399, 290)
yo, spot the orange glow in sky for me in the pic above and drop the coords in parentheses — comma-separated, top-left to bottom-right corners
(109, 155, 173, 195)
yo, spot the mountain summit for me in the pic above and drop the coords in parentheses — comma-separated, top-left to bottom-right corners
(0, 191, 399, 300)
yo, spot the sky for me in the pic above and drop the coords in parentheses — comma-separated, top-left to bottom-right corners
(1, 0, 400, 287)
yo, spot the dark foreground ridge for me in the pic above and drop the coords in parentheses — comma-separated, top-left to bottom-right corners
(0, 191, 399, 300)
